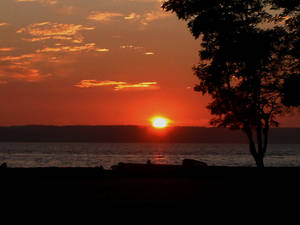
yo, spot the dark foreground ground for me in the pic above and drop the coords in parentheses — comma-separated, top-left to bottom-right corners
(1, 165, 300, 212)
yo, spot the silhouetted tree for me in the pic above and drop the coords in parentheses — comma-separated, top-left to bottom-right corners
(163, 0, 300, 167)
(271, 0, 300, 106)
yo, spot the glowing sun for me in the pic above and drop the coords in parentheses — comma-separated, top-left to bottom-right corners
(151, 117, 169, 129)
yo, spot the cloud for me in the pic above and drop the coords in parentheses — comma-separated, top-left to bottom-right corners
(0, 22, 8, 27)
(36, 43, 109, 53)
(0, 48, 14, 52)
(17, 22, 100, 52)
(74, 80, 126, 88)
(120, 45, 155, 56)
(124, 13, 141, 21)
(0, 54, 36, 62)
(88, 12, 124, 22)
(0, 64, 44, 82)
(15, 0, 57, 5)
(16, 22, 109, 57)
(87, 7, 171, 25)
(17, 22, 94, 38)
(140, 10, 171, 25)
(9, 68, 43, 82)
(96, 48, 110, 52)
(74, 80, 159, 91)
(0, 53, 50, 82)
(22, 36, 74, 42)
(114, 82, 159, 91)
(144, 52, 154, 55)
(120, 45, 143, 50)
(37, 43, 94, 52)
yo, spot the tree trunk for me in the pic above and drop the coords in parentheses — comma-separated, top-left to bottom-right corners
(245, 127, 265, 168)
(256, 125, 265, 168)
(255, 155, 264, 168)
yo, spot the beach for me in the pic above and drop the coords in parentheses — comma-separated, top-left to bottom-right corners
(1, 165, 300, 210)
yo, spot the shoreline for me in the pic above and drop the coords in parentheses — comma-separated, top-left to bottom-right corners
(1, 165, 300, 208)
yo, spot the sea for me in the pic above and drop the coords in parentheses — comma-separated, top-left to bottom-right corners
(1, 142, 300, 168)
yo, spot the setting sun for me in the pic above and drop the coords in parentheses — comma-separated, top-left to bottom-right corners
(151, 117, 169, 129)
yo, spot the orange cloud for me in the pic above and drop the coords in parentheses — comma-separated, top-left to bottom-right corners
(10, 68, 43, 82)
(0, 22, 8, 27)
(88, 12, 124, 22)
(87, 7, 170, 26)
(0, 54, 36, 62)
(17, 22, 94, 41)
(22, 36, 74, 42)
(36, 43, 109, 53)
(120, 45, 143, 50)
(114, 82, 159, 91)
(74, 80, 159, 91)
(0, 63, 44, 82)
(144, 52, 154, 55)
(0, 48, 14, 52)
(124, 13, 141, 20)
(0, 52, 52, 82)
(96, 48, 110, 52)
(74, 80, 126, 88)
(16, 0, 57, 5)
(140, 10, 171, 25)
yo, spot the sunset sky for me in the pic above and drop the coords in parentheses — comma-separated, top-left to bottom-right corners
(0, 0, 299, 127)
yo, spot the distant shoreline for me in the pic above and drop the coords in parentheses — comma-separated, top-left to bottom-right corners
(0, 125, 299, 143)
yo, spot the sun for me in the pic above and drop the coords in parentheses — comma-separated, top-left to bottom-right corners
(151, 117, 169, 129)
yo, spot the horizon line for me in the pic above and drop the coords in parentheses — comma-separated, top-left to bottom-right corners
(0, 124, 300, 129)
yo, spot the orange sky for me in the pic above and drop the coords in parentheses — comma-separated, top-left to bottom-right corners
(0, 0, 299, 127)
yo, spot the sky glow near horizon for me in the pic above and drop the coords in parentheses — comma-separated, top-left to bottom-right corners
(0, 0, 299, 127)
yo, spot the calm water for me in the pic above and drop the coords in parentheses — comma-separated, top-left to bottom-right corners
(0, 142, 300, 168)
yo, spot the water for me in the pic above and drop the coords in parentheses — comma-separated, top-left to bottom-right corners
(0, 142, 300, 168)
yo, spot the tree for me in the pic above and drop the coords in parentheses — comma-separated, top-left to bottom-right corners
(162, 0, 300, 167)
(271, 0, 300, 107)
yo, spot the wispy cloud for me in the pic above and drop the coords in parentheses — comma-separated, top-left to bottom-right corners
(88, 12, 124, 22)
(144, 52, 154, 55)
(0, 48, 14, 52)
(114, 82, 159, 91)
(17, 22, 94, 38)
(0, 53, 50, 82)
(120, 45, 143, 50)
(124, 13, 141, 21)
(74, 80, 126, 88)
(15, 0, 57, 5)
(88, 8, 170, 25)
(0, 22, 8, 27)
(140, 10, 171, 25)
(96, 48, 110, 52)
(22, 36, 74, 42)
(17, 22, 99, 52)
(36, 43, 109, 53)
(10, 67, 43, 82)
(0, 54, 36, 62)
(0, 64, 44, 82)
(120, 45, 155, 56)
(74, 80, 159, 91)
(37, 43, 91, 52)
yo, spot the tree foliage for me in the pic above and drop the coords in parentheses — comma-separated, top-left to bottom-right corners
(162, 0, 300, 167)
(272, 0, 300, 106)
